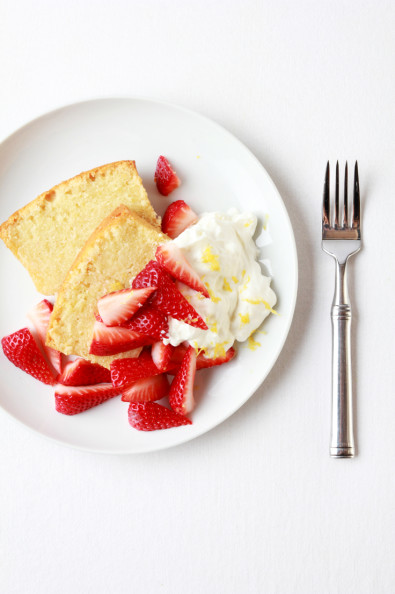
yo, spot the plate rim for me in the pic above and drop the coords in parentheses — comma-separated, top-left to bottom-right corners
(0, 95, 298, 454)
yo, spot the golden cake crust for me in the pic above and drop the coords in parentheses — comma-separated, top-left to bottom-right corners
(46, 205, 169, 368)
(0, 161, 161, 295)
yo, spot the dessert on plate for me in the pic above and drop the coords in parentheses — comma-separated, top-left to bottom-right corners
(0, 156, 277, 431)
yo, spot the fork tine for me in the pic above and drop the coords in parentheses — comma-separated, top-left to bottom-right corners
(323, 161, 330, 227)
(343, 161, 348, 227)
(335, 161, 339, 227)
(352, 161, 360, 228)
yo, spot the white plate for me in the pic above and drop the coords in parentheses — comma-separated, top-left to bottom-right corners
(0, 97, 297, 453)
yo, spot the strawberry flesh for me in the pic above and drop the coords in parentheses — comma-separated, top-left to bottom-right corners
(132, 260, 207, 330)
(111, 350, 176, 389)
(1, 327, 57, 385)
(169, 346, 196, 415)
(123, 304, 169, 340)
(89, 320, 153, 356)
(55, 383, 119, 415)
(27, 299, 62, 374)
(97, 287, 155, 326)
(151, 341, 174, 371)
(162, 200, 198, 239)
(156, 243, 209, 298)
(154, 155, 180, 196)
(121, 374, 169, 403)
(128, 402, 192, 431)
(58, 358, 111, 386)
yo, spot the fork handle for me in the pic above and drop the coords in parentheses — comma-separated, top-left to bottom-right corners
(330, 260, 355, 458)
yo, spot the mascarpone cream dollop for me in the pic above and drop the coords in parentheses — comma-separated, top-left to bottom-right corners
(165, 209, 277, 358)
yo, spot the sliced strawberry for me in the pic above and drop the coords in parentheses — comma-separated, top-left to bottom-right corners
(111, 350, 174, 389)
(27, 299, 62, 374)
(131, 259, 168, 290)
(123, 304, 169, 340)
(55, 383, 119, 415)
(58, 358, 111, 386)
(128, 401, 192, 431)
(156, 243, 209, 298)
(97, 287, 155, 326)
(121, 374, 169, 403)
(1, 327, 56, 385)
(169, 344, 236, 372)
(169, 346, 196, 415)
(154, 155, 180, 196)
(133, 261, 207, 330)
(89, 321, 153, 356)
(151, 341, 174, 371)
(162, 200, 198, 239)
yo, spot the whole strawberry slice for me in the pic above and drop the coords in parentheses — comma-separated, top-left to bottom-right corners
(162, 200, 198, 239)
(58, 358, 111, 386)
(27, 299, 62, 374)
(132, 261, 207, 330)
(121, 374, 169, 403)
(97, 287, 155, 326)
(154, 155, 180, 196)
(169, 345, 196, 415)
(123, 304, 169, 340)
(89, 321, 154, 356)
(151, 341, 174, 371)
(1, 327, 57, 385)
(111, 350, 174, 389)
(169, 344, 236, 371)
(132, 259, 171, 290)
(156, 243, 209, 298)
(55, 383, 119, 415)
(128, 402, 192, 431)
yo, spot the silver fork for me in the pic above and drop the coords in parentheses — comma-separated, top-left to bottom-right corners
(322, 161, 361, 458)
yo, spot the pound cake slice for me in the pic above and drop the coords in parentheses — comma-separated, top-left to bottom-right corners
(0, 161, 161, 295)
(46, 205, 169, 368)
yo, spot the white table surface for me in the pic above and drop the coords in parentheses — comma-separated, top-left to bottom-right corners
(1, 1, 394, 593)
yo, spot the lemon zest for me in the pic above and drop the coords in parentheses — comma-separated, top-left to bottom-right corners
(243, 298, 264, 305)
(247, 334, 261, 351)
(213, 342, 227, 358)
(231, 276, 239, 284)
(263, 301, 279, 315)
(239, 312, 250, 324)
(201, 246, 220, 271)
(222, 278, 232, 292)
(205, 282, 221, 303)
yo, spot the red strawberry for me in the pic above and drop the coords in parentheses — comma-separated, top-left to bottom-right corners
(111, 350, 174, 389)
(132, 259, 171, 290)
(121, 374, 169, 403)
(89, 321, 153, 356)
(128, 402, 192, 431)
(132, 261, 207, 330)
(27, 299, 62, 374)
(58, 358, 111, 386)
(123, 304, 169, 340)
(162, 200, 198, 239)
(55, 383, 119, 415)
(1, 327, 57, 385)
(154, 155, 180, 196)
(151, 341, 174, 371)
(156, 243, 209, 298)
(169, 346, 196, 415)
(97, 287, 155, 326)
(169, 344, 236, 372)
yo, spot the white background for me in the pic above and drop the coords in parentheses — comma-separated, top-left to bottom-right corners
(0, 1, 394, 593)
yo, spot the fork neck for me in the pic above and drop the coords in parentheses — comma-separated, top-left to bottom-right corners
(333, 260, 350, 306)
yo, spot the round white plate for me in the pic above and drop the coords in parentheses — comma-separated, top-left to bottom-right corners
(0, 97, 297, 453)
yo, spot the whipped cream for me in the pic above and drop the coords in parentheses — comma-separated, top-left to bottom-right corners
(165, 209, 277, 358)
